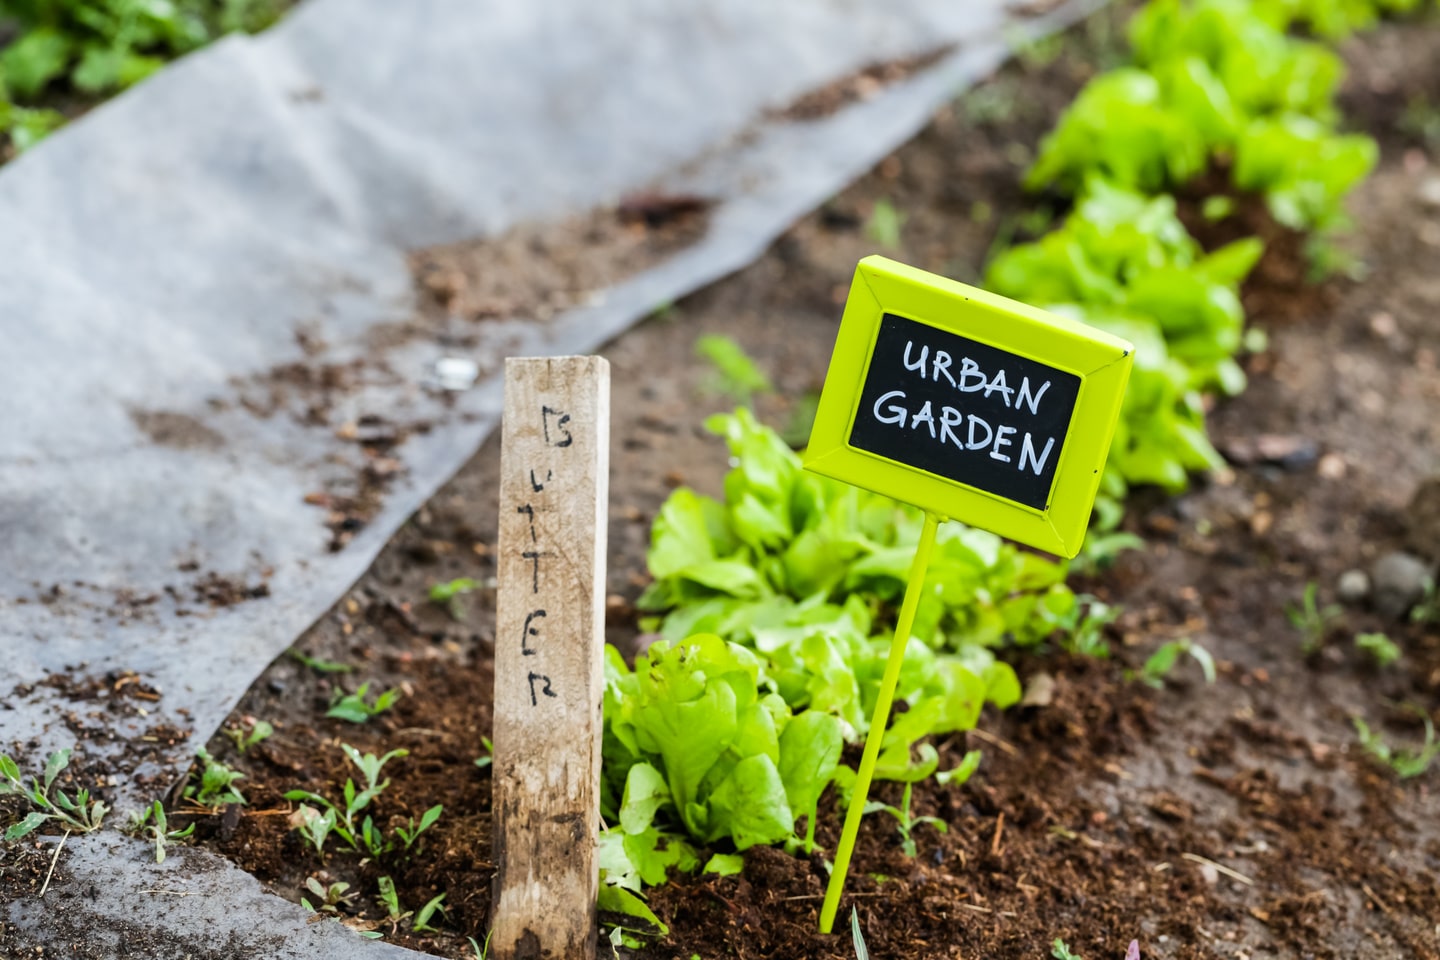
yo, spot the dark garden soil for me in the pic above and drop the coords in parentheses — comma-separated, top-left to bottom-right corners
(172, 6, 1440, 958)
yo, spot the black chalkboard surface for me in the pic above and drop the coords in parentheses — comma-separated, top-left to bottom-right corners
(849, 313, 1080, 511)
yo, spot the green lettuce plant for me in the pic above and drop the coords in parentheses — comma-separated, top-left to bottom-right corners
(1025, 67, 1212, 195)
(986, 178, 1260, 507)
(601, 411, 1119, 884)
(0, 0, 284, 152)
(1027, 0, 1377, 236)
(602, 634, 844, 860)
(1232, 114, 1376, 234)
(1, 0, 283, 98)
(0, 85, 64, 152)
(1253, 0, 1429, 39)
(639, 409, 1095, 663)
(1129, 0, 1344, 121)
(635, 411, 1084, 766)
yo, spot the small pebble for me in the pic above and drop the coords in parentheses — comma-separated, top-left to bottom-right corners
(435, 356, 480, 391)
(1420, 176, 1440, 210)
(1369, 311, 1398, 338)
(1021, 671, 1056, 707)
(1337, 569, 1370, 604)
(1371, 551, 1434, 620)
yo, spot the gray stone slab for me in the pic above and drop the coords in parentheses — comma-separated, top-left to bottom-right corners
(0, 833, 428, 958)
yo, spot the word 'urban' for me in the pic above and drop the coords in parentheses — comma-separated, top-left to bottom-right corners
(869, 341, 1058, 476)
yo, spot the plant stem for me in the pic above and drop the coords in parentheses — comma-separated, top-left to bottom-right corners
(819, 511, 941, 934)
(40, 831, 69, 898)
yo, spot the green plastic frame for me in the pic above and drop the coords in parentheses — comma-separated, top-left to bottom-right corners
(803, 256, 1133, 558)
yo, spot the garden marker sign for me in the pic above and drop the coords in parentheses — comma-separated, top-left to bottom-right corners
(492, 357, 610, 960)
(807, 256, 1132, 934)
(805, 255, 1133, 557)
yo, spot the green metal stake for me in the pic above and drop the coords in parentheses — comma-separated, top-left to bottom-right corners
(818, 510, 942, 934)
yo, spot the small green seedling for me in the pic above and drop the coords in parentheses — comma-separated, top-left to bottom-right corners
(1, 105, 65, 153)
(127, 801, 195, 863)
(376, 876, 412, 932)
(327, 682, 401, 724)
(1287, 582, 1341, 655)
(936, 750, 983, 787)
(292, 804, 339, 857)
(864, 199, 906, 250)
(1202, 195, 1237, 222)
(1355, 632, 1401, 668)
(1072, 532, 1145, 575)
(429, 578, 483, 620)
(695, 334, 772, 406)
(1353, 711, 1438, 780)
(474, 736, 494, 770)
(285, 746, 408, 856)
(1132, 638, 1216, 689)
(359, 815, 389, 858)
(412, 892, 448, 933)
(468, 933, 493, 960)
(185, 748, 246, 808)
(395, 804, 443, 852)
(597, 868, 670, 936)
(374, 876, 445, 934)
(1400, 95, 1440, 150)
(702, 852, 743, 876)
(288, 648, 354, 673)
(851, 907, 870, 960)
(301, 877, 357, 914)
(779, 390, 822, 449)
(1411, 580, 1439, 625)
(224, 719, 274, 755)
(863, 782, 947, 858)
(959, 80, 1019, 126)
(429, 577, 480, 603)
(1061, 599, 1120, 659)
(609, 925, 643, 954)
(1051, 936, 1139, 959)
(1007, 26, 1065, 72)
(0, 749, 110, 839)
(1304, 235, 1366, 284)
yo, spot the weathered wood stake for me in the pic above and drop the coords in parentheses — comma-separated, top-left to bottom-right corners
(491, 356, 610, 960)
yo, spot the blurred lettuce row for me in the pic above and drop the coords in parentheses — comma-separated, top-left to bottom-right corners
(0, 0, 286, 155)
(594, 0, 1433, 887)
(986, 178, 1261, 520)
(1028, 0, 1392, 234)
(998, 0, 1429, 514)
(1252, 0, 1431, 38)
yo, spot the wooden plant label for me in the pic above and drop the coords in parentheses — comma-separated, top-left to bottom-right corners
(492, 356, 610, 960)
(804, 256, 1133, 558)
